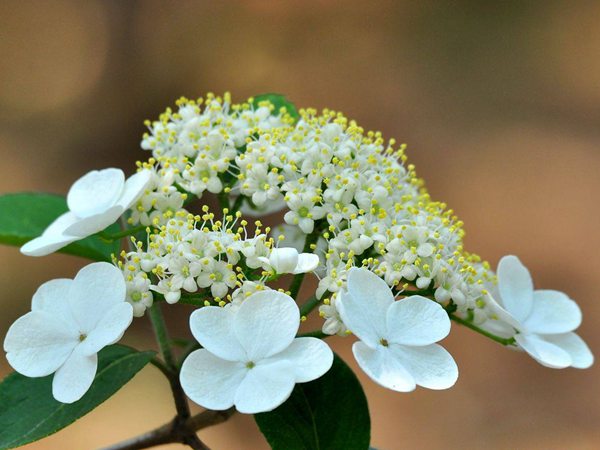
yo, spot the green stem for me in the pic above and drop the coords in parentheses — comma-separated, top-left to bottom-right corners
(178, 294, 208, 307)
(449, 313, 516, 346)
(217, 191, 229, 210)
(150, 357, 172, 379)
(299, 295, 320, 317)
(100, 225, 147, 242)
(288, 231, 320, 300)
(401, 288, 435, 297)
(170, 338, 194, 348)
(148, 303, 192, 423)
(148, 303, 177, 369)
(231, 195, 245, 214)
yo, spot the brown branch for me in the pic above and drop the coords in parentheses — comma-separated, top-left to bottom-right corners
(187, 408, 237, 431)
(100, 408, 236, 450)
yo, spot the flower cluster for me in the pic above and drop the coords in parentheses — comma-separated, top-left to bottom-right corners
(4, 93, 593, 414)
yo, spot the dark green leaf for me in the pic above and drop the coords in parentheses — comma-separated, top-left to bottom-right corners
(0, 345, 155, 450)
(0, 193, 121, 261)
(255, 354, 371, 450)
(253, 93, 300, 121)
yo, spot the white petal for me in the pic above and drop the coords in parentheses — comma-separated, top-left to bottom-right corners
(347, 267, 395, 308)
(523, 290, 582, 334)
(4, 311, 78, 377)
(352, 341, 416, 392)
(180, 349, 246, 410)
(189, 307, 247, 362)
(542, 332, 594, 369)
(234, 290, 299, 361)
(266, 337, 333, 383)
(67, 168, 124, 218)
(31, 278, 75, 324)
(337, 268, 394, 347)
(293, 253, 320, 274)
(497, 255, 534, 322)
(69, 262, 127, 333)
(52, 347, 98, 403)
(234, 361, 296, 413)
(63, 205, 124, 237)
(386, 296, 450, 346)
(78, 302, 133, 356)
(117, 170, 152, 209)
(390, 344, 458, 390)
(269, 247, 299, 274)
(515, 334, 571, 368)
(20, 212, 80, 256)
(484, 293, 522, 331)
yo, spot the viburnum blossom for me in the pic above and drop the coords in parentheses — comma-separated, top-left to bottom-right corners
(3, 91, 594, 447)
(494, 255, 593, 369)
(338, 268, 458, 391)
(180, 290, 333, 413)
(3, 263, 133, 403)
(21, 168, 151, 256)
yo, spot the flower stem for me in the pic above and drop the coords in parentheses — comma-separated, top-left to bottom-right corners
(230, 195, 245, 214)
(299, 295, 320, 317)
(148, 303, 177, 369)
(147, 303, 208, 448)
(217, 191, 229, 211)
(99, 225, 147, 242)
(149, 357, 172, 379)
(448, 313, 516, 346)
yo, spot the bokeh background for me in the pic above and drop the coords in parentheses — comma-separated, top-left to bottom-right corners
(1, 1, 599, 449)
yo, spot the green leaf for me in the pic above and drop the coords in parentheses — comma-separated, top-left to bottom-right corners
(0, 345, 155, 450)
(0, 193, 121, 261)
(255, 354, 371, 450)
(253, 93, 300, 121)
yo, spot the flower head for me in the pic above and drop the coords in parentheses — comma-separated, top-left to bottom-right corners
(3, 262, 133, 403)
(180, 290, 333, 413)
(338, 267, 458, 392)
(21, 168, 151, 256)
(495, 255, 593, 369)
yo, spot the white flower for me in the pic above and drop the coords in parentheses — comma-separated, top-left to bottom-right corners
(258, 247, 319, 275)
(21, 168, 151, 257)
(495, 255, 593, 369)
(338, 267, 458, 392)
(180, 290, 333, 414)
(196, 259, 237, 298)
(319, 294, 347, 336)
(3, 262, 133, 403)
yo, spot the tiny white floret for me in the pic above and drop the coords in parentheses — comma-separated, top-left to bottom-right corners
(180, 289, 333, 414)
(21, 168, 151, 257)
(258, 247, 319, 275)
(338, 267, 458, 392)
(3, 262, 133, 403)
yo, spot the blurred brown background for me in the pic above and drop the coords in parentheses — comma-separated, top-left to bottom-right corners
(1, 1, 599, 449)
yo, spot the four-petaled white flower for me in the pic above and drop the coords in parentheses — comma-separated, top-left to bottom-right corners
(338, 267, 458, 392)
(495, 255, 593, 369)
(180, 290, 333, 413)
(21, 168, 151, 257)
(258, 247, 319, 275)
(3, 262, 133, 403)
